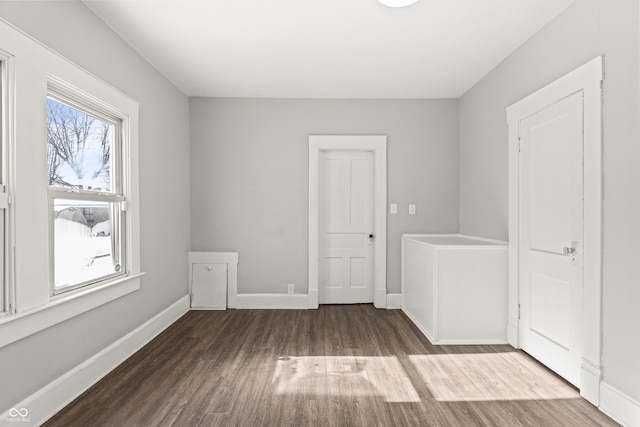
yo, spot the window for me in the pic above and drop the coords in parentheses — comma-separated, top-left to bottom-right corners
(47, 92, 127, 294)
(0, 61, 3, 314)
(0, 49, 11, 316)
(0, 19, 141, 348)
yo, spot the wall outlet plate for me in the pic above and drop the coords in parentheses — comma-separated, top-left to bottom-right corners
(287, 283, 295, 294)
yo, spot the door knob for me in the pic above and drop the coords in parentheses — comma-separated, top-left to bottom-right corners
(563, 247, 576, 255)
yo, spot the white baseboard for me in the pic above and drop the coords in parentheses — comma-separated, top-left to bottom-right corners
(580, 358, 602, 405)
(307, 289, 319, 309)
(600, 382, 640, 427)
(507, 316, 519, 347)
(1, 295, 190, 426)
(374, 288, 387, 308)
(234, 293, 309, 309)
(386, 293, 402, 309)
(429, 338, 509, 345)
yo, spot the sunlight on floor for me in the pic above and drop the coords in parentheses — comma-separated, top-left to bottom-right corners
(273, 356, 421, 402)
(409, 352, 579, 402)
(272, 352, 580, 404)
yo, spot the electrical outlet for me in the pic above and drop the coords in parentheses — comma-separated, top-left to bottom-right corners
(287, 283, 295, 294)
(390, 203, 397, 214)
(409, 204, 416, 215)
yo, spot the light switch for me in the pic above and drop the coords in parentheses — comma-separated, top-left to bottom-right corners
(390, 203, 397, 214)
(409, 204, 416, 215)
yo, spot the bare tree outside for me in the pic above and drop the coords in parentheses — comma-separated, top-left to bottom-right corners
(47, 98, 112, 191)
(47, 97, 118, 288)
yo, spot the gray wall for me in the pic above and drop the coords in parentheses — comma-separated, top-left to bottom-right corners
(5, 0, 637, 416)
(190, 98, 459, 295)
(0, 1, 190, 410)
(459, 0, 640, 404)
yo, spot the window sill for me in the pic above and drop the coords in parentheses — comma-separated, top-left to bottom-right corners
(0, 272, 145, 349)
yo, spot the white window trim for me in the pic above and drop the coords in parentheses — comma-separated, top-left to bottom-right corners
(0, 273, 144, 348)
(46, 80, 129, 295)
(0, 46, 15, 317)
(0, 18, 143, 349)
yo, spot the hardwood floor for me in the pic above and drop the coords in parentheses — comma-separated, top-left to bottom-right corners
(45, 305, 618, 426)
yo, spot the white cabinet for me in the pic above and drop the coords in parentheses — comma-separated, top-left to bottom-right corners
(191, 263, 227, 309)
(401, 234, 508, 345)
(188, 252, 239, 310)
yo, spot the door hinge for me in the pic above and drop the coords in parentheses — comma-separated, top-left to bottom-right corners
(517, 303, 521, 320)
(518, 137, 522, 153)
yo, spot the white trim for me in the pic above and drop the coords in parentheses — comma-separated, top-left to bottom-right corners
(402, 233, 508, 247)
(0, 274, 143, 348)
(386, 293, 402, 309)
(45, 76, 134, 297)
(308, 135, 388, 309)
(0, 295, 189, 426)
(506, 316, 519, 347)
(307, 288, 318, 309)
(506, 56, 603, 404)
(234, 293, 309, 309)
(0, 18, 143, 346)
(459, 234, 508, 244)
(580, 358, 602, 405)
(188, 252, 238, 309)
(427, 338, 508, 345)
(600, 382, 640, 427)
(188, 252, 238, 265)
(0, 47, 16, 317)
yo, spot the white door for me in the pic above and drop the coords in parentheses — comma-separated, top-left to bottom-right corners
(318, 151, 374, 304)
(191, 263, 227, 310)
(518, 91, 583, 386)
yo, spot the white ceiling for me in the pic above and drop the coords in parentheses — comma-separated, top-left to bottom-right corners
(83, 0, 575, 99)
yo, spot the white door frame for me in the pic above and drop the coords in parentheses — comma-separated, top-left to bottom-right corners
(506, 56, 603, 405)
(308, 135, 387, 309)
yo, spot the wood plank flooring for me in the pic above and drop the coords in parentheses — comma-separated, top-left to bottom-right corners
(44, 305, 618, 426)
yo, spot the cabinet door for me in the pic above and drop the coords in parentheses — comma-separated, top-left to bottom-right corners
(191, 263, 227, 309)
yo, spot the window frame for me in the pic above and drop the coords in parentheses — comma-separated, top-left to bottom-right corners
(0, 17, 143, 348)
(46, 86, 129, 296)
(0, 47, 14, 317)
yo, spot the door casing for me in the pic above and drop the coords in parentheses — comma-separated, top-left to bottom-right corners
(507, 56, 603, 405)
(308, 135, 387, 309)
